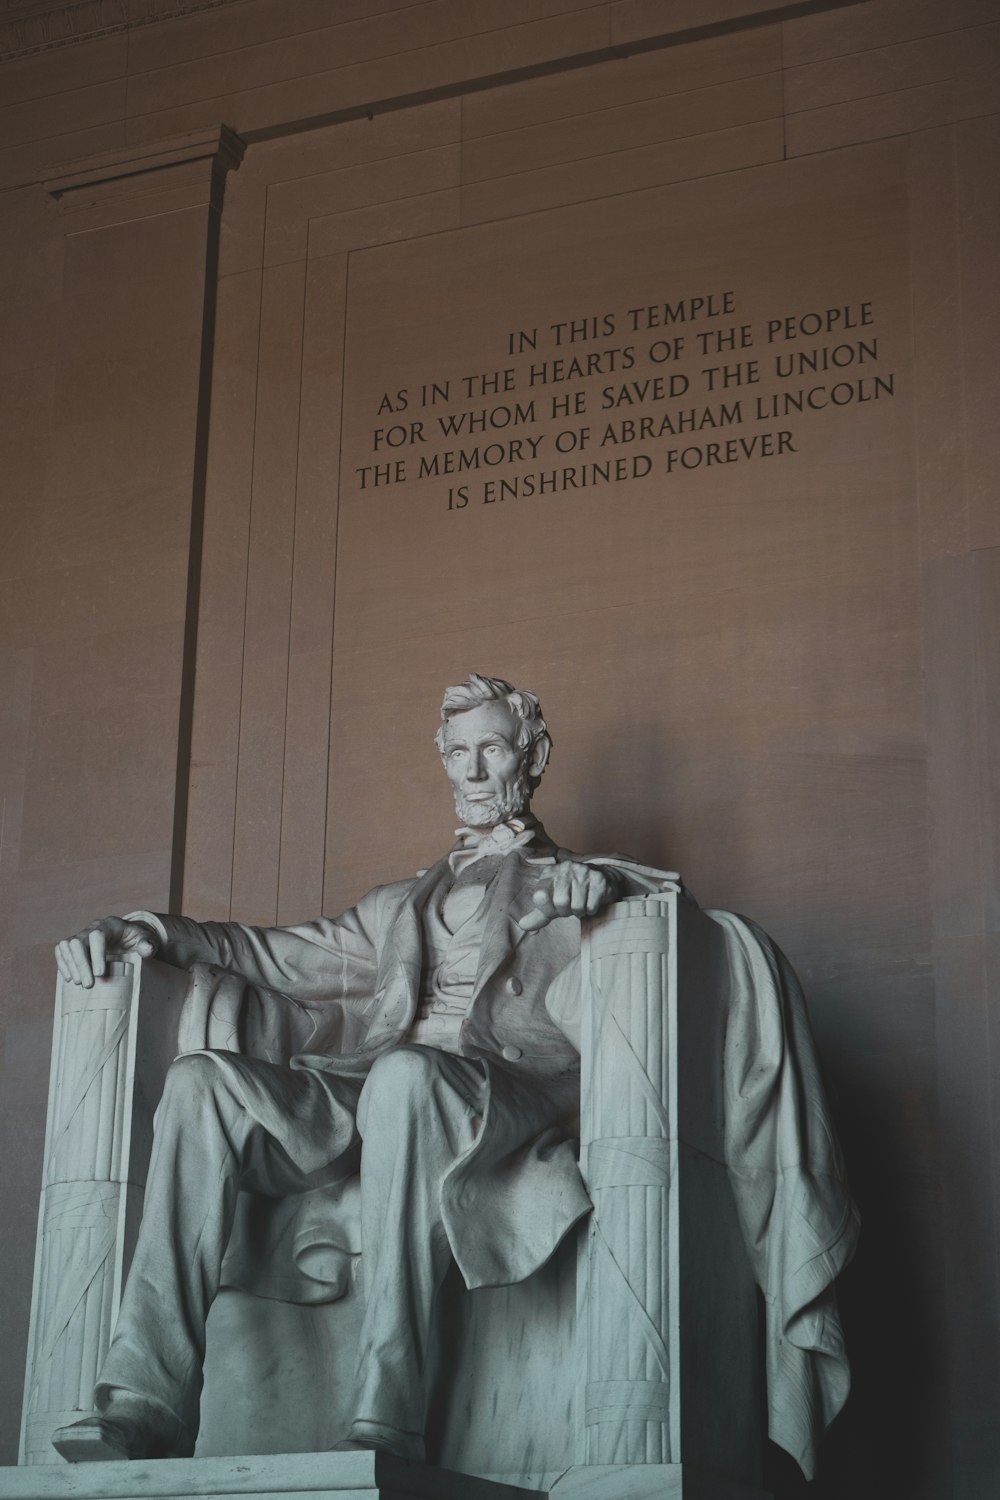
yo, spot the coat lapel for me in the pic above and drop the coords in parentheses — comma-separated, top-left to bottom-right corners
(472, 851, 548, 998)
(370, 861, 448, 1038)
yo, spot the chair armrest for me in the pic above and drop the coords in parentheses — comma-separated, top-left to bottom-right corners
(576, 892, 676, 1467)
(19, 954, 190, 1464)
(574, 889, 763, 1481)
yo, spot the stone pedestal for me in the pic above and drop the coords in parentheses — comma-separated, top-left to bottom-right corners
(551, 1465, 770, 1499)
(0, 1453, 778, 1500)
(0, 1451, 535, 1500)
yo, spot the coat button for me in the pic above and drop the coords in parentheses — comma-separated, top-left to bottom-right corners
(506, 976, 523, 995)
(502, 1044, 522, 1062)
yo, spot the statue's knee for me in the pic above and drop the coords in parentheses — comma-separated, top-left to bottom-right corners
(360, 1046, 440, 1117)
(368, 1045, 441, 1092)
(160, 1050, 232, 1111)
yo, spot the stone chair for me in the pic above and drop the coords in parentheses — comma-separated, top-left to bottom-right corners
(18, 893, 767, 1500)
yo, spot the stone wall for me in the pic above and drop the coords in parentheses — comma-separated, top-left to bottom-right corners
(1, 1, 998, 1493)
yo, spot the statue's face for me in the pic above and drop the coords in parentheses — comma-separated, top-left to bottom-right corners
(440, 700, 532, 828)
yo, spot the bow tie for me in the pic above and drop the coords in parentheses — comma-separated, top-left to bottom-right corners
(448, 818, 537, 876)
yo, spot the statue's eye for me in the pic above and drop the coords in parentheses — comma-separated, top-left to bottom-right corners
(485, 745, 500, 756)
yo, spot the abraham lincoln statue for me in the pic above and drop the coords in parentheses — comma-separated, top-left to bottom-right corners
(50, 673, 857, 1478)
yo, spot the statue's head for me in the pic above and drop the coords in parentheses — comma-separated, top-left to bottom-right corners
(436, 673, 552, 828)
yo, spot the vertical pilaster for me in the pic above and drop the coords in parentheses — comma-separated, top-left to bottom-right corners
(37, 124, 245, 919)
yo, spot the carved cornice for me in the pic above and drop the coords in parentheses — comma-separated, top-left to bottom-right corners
(42, 123, 245, 208)
(0, 0, 247, 62)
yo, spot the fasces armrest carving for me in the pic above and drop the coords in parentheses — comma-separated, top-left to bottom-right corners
(20, 956, 190, 1465)
(578, 895, 678, 1467)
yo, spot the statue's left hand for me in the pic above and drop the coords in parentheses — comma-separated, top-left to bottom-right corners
(518, 862, 616, 932)
(54, 916, 159, 989)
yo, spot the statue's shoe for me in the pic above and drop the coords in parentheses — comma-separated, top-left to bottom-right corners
(332, 1419, 425, 1463)
(52, 1413, 153, 1462)
(52, 1398, 193, 1464)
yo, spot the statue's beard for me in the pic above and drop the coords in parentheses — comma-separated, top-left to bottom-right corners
(453, 765, 532, 828)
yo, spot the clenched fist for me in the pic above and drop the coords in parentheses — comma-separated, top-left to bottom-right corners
(518, 862, 617, 932)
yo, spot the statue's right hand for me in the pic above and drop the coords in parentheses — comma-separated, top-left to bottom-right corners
(54, 917, 159, 989)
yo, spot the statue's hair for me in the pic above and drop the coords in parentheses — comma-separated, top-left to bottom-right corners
(435, 673, 552, 785)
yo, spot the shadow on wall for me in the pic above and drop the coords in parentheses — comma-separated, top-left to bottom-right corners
(766, 1026, 947, 1500)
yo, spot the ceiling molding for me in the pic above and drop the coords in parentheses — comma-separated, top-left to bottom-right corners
(0, 0, 248, 62)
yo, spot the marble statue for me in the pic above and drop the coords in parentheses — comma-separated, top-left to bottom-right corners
(45, 673, 858, 1484)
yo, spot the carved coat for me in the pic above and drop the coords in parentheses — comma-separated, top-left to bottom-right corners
(138, 834, 644, 1295)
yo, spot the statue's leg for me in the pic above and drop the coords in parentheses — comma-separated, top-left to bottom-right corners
(350, 1045, 486, 1462)
(53, 1050, 362, 1462)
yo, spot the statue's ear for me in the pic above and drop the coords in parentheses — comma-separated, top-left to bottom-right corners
(528, 734, 551, 782)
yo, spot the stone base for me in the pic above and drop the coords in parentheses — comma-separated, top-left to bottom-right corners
(550, 1465, 771, 1500)
(0, 1456, 773, 1500)
(0, 1452, 540, 1500)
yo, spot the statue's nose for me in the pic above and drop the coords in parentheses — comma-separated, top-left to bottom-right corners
(466, 750, 487, 780)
